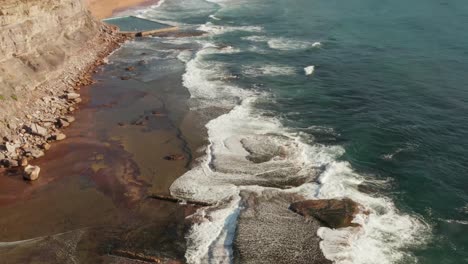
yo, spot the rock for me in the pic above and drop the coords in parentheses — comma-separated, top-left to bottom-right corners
(23, 148, 45, 159)
(120, 76, 131, 80)
(41, 143, 51, 150)
(7, 122, 17, 130)
(66, 92, 80, 100)
(289, 198, 362, 228)
(74, 98, 82, 103)
(58, 119, 70, 128)
(56, 133, 66, 141)
(5, 142, 18, 153)
(19, 157, 28, 167)
(42, 122, 54, 128)
(164, 154, 185, 161)
(125, 66, 135, 71)
(0, 153, 4, 160)
(24, 165, 40, 181)
(68, 106, 75, 112)
(3, 159, 19, 168)
(29, 123, 48, 137)
(63, 116, 75, 123)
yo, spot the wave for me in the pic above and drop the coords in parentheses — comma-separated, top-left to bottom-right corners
(198, 22, 263, 35)
(242, 64, 297, 77)
(171, 39, 430, 263)
(243, 35, 322, 51)
(438, 218, 468, 225)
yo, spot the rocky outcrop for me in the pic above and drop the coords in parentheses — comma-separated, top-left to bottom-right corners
(289, 198, 362, 228)
(0, 0, 127, 168)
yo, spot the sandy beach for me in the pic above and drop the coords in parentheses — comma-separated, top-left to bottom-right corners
(85, 0, 160, 19)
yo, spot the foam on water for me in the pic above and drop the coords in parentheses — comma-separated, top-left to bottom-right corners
(305, 65, 315, 76)
(243, 35, 322, 51)
(242, 64, 297, 77)
(198, 22, 263, 35)
(173, 39, 430, 262)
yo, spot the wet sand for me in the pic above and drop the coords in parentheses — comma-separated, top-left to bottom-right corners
(86, 0, 160, 19)
(0, 46, 205, 263)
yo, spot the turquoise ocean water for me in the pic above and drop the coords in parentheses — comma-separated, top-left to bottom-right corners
(119, 0, 468, 262)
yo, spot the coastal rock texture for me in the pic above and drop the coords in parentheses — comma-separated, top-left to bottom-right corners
(0, 0, 127, 168)
(289, 198, 362, 228)
(234, 191, 332, 264)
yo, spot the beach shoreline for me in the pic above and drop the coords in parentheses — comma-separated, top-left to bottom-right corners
(86, 0, 160, 19)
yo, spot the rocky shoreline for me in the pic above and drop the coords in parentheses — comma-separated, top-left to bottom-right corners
(0, 26, 128, 175)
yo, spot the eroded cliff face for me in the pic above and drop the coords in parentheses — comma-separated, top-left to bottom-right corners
(0, 0, 125, 166)
(0, 0, 100, 91)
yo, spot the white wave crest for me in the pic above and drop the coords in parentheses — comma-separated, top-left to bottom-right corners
(198, 22, 263, 35)
(242, 65, 297, 77)
(304, 65, 315, 76)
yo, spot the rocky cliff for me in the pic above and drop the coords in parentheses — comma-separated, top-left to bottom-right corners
(0, 0, 125, 167)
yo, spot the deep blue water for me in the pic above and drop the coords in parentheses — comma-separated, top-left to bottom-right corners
(133, 0, 468, 262)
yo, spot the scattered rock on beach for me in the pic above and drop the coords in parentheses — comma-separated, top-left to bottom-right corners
(55, 133, 67, 141)
(5, 142, 18, 154)
(289, 198, 362, 228)
(29, 123, 48, 137)
(19, 157, 28, 167)
(66, 92, 81, 100)
(120, 76, 131, 80)
(24, 165, 40, 181)
(63, 116, 75, 123)
(58, 119, 70, 128)
(2, 159, 19, 168)
(23, 148, 45, 159)
(125, 66, 135, 71)
(41, 143, 51, 150)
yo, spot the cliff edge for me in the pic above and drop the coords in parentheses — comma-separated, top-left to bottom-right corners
(0, 0, 126, 168)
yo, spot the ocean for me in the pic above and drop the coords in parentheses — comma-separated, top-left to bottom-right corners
(117, 0, 468, 263)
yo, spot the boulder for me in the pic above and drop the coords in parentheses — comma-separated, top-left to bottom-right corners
(29, 123, 48, 137)
(5, 142, 18, 153)
(66, 93, 80, 100)
(3, 159, 19, 168)
(41, 143, 51, 150)
(63, 116, 75, 123)
(289, 198, 362, 228)
(56, 133, 66, 141)
(125, 66, 135, 71)
(58, 119, 70, 128)
(24, 165, 40, 181)
(23, 148, 45, 159)
(120, 76, 131, 80)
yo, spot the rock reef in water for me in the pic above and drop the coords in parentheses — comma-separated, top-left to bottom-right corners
(0, 0, 127, 168)
(290, 198, 362, 228)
